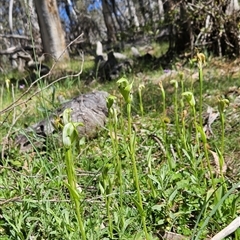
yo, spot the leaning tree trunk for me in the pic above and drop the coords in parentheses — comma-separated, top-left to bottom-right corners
(226, 0, 240, 14)
(34, 0, 69, 61)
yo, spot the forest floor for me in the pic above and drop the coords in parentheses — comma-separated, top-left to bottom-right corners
(0, 45, 240, 239)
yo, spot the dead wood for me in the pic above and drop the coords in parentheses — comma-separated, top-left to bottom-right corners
(0, 34, 30, 40)
(211, 216, 240, 240)
(14, 91, 109, 152)
(0, 45, 41, 55)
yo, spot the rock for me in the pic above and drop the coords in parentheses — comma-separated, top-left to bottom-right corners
(96, 41, 103, 56)
(131, 47, 141, 57)
(113, 52, 127, 60)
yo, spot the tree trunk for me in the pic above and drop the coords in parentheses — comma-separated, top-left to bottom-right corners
(226, 0, 240, 14)
(158, 0, 164, 21)
(127, 0, 140, 30)
(147, 0, 154, 27)
(163, 0, 174, 51)
(64, 0, 78, 25)
(174, 1, 190, 54)
(110, 0, 124, 48)
(34, 0, 69, 61)
(102, 0, 117, 43)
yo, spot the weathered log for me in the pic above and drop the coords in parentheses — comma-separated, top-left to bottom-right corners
(15, 91, 109, 152)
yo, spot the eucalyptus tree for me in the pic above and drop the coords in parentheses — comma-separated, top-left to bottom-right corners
(34, 0, 69, 61)
(0, 0, 70, 72)
(102, 0, 117, 43)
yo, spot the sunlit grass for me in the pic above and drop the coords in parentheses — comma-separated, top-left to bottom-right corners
(0, 55, 240, 239)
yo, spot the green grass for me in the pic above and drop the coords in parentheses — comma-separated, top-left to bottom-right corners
(0, 55, 240, 239)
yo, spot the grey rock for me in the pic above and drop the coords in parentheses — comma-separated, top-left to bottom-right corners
(131, 46, 141, 57)
(113, 52, 127, 60)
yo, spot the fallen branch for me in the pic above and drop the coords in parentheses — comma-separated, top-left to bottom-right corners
(0, 196, 23, 206)
(211, 217, 240, 240)
(0, 45, 41, 55)
(0, 34, 30, 40)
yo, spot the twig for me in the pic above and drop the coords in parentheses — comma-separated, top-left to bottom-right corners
(0, 196, 71, 205)
(0, 33, 84, 117)
(0, 34, 30, 40)
(211, 217, 240, 240)
(0, 166, 42, 178)
(149, 134, 166, 156)
(0, 196, 22, 206)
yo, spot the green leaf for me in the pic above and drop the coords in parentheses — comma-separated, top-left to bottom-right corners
(132, 198, 145, 217)
(117, 77, 133, 103)
(106, 95, 116, 109)
(62, 123, 75, 148)
(62, 108, 72, 125)
(182, 91, 195, 107)
(152, 205, 164, 211)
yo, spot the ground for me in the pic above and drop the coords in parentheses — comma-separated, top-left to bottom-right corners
(0, 46, 240, 239)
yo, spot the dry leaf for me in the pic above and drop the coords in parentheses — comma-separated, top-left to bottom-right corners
(209, 150, 227, 175)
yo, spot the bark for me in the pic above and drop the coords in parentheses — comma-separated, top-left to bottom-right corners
(158, 0, 164, 21)
(211, 217, 240, 240)
(163, 0, 174, 51)
(102, 0, 117, 43)
(95, 45, 131, 81)
(9, 0, 13, 34)
(64, 0, 78, 25)
(174, 1, 190, 54)
(34, 0, 69, 61)
(138, 0, 147, 25)
(8, 0, 18, 68)
(127, 0, 140, 30)
(147, 0, 153, 26)
(226, 0, 240, 14)
(27, 0, 40, 32)
(110, 0, 124, 48)
(15, 91, 109, 152)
